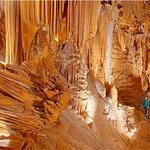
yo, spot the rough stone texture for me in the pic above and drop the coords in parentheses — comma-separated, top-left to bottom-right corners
(0, 47, 69, 149)
(0, 1, 150, 150)
(112, 2, 150, 106)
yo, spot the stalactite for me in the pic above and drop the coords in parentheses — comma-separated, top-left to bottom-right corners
(53, 1, 56, 36)
(3, 1, 150, 100)
(104, 4, 117, 84)
(5, 1, 16, 64)
(34, 1, 40, 25)
(0, 1, 150, 149)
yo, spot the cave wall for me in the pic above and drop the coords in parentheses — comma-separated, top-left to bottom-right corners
(0, 1, 150, 149)
(112, 1, 150, 105)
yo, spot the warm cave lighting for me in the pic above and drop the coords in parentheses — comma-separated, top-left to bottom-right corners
(104, 99, 137, 138)
(116, 105, 137, 138)
(0, 61, 6, 65)
(0, 122, 10, 147)
(54, 36, 59, 42)
(0, 0, 149, 149)
(86, 93, 97, 124)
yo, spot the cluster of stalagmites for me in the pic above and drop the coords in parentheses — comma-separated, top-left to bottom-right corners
(56, 40, 91, 116)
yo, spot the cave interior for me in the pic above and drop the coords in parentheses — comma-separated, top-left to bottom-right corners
(0, 1, 150, 150)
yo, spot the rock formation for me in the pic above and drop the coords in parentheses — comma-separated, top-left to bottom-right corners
(0, 1, 149, 150)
